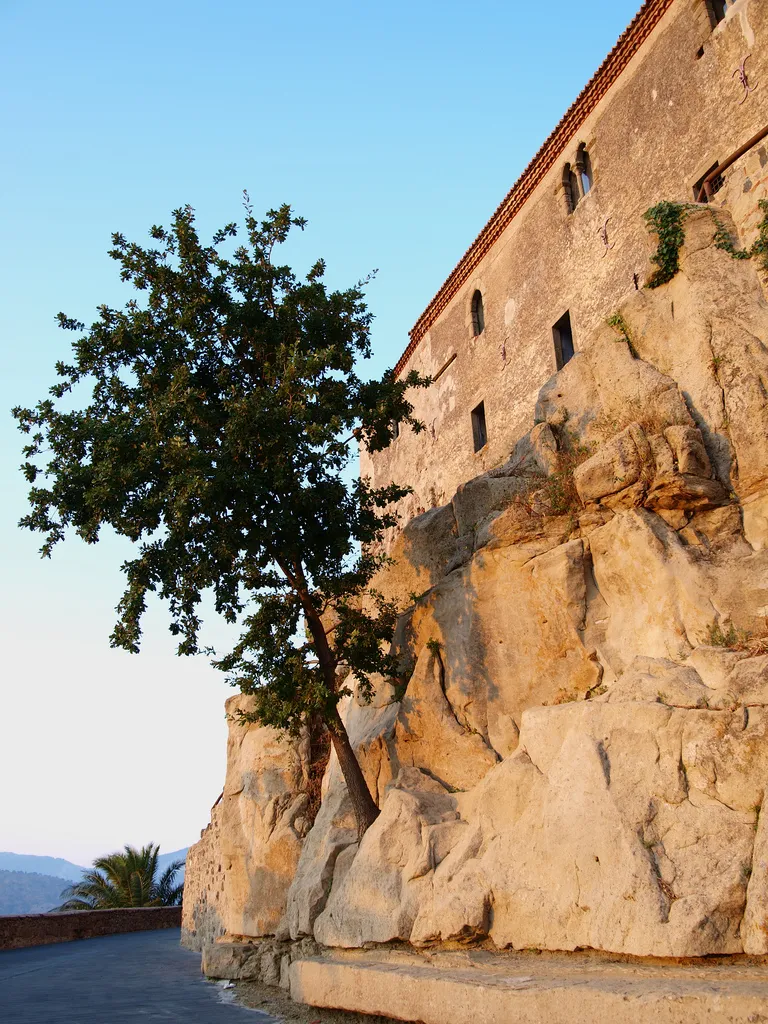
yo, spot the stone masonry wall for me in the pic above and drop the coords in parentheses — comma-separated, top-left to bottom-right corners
(362, 0, 768, 542)
(0, 907, 181, 951)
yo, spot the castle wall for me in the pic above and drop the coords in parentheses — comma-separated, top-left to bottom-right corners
(362, 0, 768, 539)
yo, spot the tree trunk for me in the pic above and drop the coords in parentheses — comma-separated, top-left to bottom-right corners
(299, 585, 381, 840)
(328, 706, 381, 840)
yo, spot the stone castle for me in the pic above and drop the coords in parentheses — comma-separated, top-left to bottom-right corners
(182, 1, 768, 1019)
(362, 0, 768, 529)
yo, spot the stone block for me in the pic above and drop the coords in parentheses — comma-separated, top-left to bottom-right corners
(573, 425, 644, 503)
(664, 426, 712, 478)
(290, 952, 768, 1024)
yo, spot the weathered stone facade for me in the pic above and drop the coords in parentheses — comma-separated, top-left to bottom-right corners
(362, 0, 768, 539)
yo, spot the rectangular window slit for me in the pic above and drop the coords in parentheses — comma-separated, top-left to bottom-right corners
(471, 401, 487, 453)
(553, 312, 575, 371)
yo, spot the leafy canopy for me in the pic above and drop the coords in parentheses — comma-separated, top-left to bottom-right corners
(14, 199, 428, 735)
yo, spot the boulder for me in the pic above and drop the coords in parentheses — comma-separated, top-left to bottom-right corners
(664, 426, 712, 478)
(452, 473, 532, 539)
(285, 688, 399, 940)
(374, 503, 461, 606)
(574, 424, 645, 503)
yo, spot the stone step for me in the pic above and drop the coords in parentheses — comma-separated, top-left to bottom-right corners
(289, 949, 768, 1024)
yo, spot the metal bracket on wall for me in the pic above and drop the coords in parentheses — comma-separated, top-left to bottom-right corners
(598, 218, 615, 257)
(733, 55, 756, 105)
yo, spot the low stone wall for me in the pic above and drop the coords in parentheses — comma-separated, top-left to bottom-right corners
(0, 907, 182, 950)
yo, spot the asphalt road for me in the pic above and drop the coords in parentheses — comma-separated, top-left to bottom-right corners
(0, 928, 277, 1023)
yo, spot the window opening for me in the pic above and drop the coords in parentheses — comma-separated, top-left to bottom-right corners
(693, 161, 724, 202)
(564, 146, 593, 214)
(391, 419, 400, 439)
(563, 163, 576, 213)
(706, 0, 730, 27)
(553, 312, 575, 371)
(471, 290, 485, 336)
(471, 402, 487, 453)
(578, 147, 593, 196)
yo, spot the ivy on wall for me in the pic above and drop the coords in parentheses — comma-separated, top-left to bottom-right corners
(643, 198, 768, 289)
(644, 201, 694, 288)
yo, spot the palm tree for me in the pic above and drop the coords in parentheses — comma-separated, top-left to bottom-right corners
(57, 843, 184, 910)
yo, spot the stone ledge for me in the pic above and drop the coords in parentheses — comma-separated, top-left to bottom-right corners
(290, 950, 768, 1024)
(0, 907, 182, 950)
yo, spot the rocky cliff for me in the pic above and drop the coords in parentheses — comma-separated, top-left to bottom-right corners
(183, 208, 768, 962)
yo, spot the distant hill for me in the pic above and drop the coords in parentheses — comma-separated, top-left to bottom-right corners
(0, 848, 187, 885)
(0, 853, 85, 882)
(156, 848, 187, 882)
(0, 869, 70, 915)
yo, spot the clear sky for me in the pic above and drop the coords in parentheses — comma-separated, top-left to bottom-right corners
(0, 0, 642, 865)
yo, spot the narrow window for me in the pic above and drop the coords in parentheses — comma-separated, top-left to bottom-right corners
(705, 0, 730, 27)
(553, 312, 575, 371)
(564, 147, 593, 214)
(391, 419, 400, 439)
(471, 402, 487, 453)
(471, 290, 485, 336)
(562, 163, 576, 214)
(578, 146, 593, 196)
(693, 161, 723, 202)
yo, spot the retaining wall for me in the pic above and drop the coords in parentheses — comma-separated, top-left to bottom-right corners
(0, 906, 182, 950)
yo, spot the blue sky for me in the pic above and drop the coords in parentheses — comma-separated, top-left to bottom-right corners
(0, 0, 641, 863)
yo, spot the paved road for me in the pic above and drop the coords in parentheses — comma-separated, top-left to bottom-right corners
(0, 928, 278, 1023)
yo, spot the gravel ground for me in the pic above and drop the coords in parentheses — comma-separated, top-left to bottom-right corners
(235, 980, 407, 1023)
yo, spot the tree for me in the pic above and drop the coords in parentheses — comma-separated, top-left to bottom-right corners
(57, 843, 184, 910)
(14, 199, 428, 839)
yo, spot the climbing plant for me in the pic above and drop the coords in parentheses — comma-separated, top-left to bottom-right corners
(644, 198, 768, 289)
(712, 199, 768, 272)
(643, 201, 694, 288)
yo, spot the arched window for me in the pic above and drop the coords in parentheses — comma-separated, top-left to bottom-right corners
(577, 144, 593, 196)
(562, 163, 576, 213)
(563, 146, 593, 214)
(471, 290, 485, 336)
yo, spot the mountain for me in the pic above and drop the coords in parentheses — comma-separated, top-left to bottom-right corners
(0, 848, 187, 885)
(156, 848, 187, 882)
(0, 869, 70, 914)
(0, 853, 85, 882)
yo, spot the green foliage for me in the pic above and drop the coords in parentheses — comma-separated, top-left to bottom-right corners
(644, 198, 768, 291)
(540, 431, 593, 517)
(704, 619, 750, 649)
(712, 199, 768, 272)
(606, 312, 637, 357)
(643, 201, 695, 289)
(606, 312, 630, 339)
(425, 638, 442, 656)
(14, 198, 431, 833)
(57, 844, 183, 910)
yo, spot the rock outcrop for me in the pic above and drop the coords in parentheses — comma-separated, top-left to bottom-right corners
(181, 694, 310, 950)
(184, 210, 768, 964)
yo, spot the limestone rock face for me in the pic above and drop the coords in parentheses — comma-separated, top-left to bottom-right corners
(394, 647, 499, 792)
(313, 654, 768, 957)
(181, 695, 309, 949)
(186, 215, 768, 963)
(284, 690, 398, 941)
